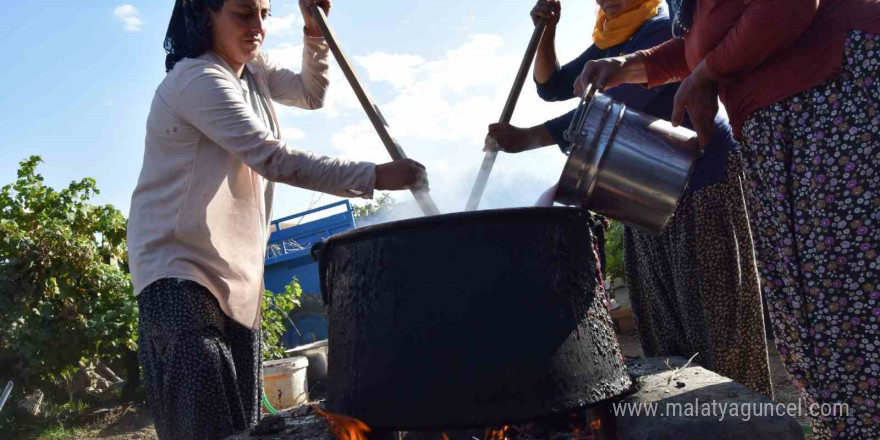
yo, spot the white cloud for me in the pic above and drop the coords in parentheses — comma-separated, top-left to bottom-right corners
(265, 43, 304, 70)
(458, 15, 477, 33)
(321, 66, 364, 118)
(330, 122, 387, 164)
(351, 33, 553, 144)
(281, 127, 306, 140)
(327, 33, 573, 212)
(113, 5, 143, 32)
(354, 53, 426, 90)
(265, 12, 301, 37)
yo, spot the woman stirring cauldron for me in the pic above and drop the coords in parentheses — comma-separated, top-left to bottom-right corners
(579, 0, 880, 437)
(486, 0, 773, 397)
(127, 0, 428, 438)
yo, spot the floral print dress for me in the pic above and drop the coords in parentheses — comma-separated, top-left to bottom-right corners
(741, 30, 880, 439)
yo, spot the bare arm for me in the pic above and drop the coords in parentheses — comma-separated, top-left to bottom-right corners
(531, 0, 562, 84)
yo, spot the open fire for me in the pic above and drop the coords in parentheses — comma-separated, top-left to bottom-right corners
(474, 412, 605, 440)
(314, 406, 371, 440)
(313, 407, 607, 440)
(483, 426, 509, 439)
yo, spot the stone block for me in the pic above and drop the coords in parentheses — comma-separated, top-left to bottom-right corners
(616, 357, 803, 440)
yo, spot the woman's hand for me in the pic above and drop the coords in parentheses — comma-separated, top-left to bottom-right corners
(573, 54, 647, 96)
(375, 159, 429, 191)
(671, 61, 719, 147)
(531, 0, 561, 27)
(485, 123, 554, 153)
(300, 0, 332, 38)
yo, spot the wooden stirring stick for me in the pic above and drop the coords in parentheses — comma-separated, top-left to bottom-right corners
(310, 5, 441, 216)
(464, 19, 547, 212)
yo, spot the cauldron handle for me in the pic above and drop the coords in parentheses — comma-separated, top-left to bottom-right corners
(310, 242, 332, 307)
(310, 241, 324, 262)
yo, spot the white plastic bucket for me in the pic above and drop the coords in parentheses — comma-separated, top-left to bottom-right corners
(263, 356, 309, 410)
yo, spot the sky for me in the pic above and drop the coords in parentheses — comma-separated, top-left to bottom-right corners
(0, 0, 600, 219)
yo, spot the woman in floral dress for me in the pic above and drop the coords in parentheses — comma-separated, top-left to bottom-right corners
(579, 0, 879, 438)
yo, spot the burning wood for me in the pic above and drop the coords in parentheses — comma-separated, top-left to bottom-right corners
(432, 411, 605, 440)
(313, 406, 371, 440)
(568, 416, 602, 440)
(483, 426, 509, 440)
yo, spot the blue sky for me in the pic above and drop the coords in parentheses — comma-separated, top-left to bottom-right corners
(0, 0, 599, 219)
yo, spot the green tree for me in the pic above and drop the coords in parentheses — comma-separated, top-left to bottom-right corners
(0, 156, 137, 393)
(604, 220, 626, 284)
(261, 279, 302, 361)
(352, 192, 396, 219)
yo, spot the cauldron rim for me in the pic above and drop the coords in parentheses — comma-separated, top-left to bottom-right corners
(326, 206, 590, 246)
(315, 206, 597, 308)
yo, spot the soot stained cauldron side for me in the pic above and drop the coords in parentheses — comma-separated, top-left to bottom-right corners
(316, 207, 632, 430)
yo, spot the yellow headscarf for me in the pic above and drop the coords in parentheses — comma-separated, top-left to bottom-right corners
(592, 0, 664, 50)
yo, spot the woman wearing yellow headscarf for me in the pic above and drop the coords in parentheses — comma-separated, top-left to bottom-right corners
(592, 0, 663, 50)
(485, 0, 773, 397)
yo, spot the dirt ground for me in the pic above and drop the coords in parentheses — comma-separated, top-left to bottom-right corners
(92, 404, 157, 440)
(0, 401, 157, 440)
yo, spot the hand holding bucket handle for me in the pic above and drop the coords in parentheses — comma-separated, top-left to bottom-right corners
(563, 83, 598, 146)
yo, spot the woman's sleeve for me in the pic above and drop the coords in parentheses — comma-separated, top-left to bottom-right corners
(637, 38, 691, 88)
(603, 20, 672, 111)
(536, 45, 605, 102)
(543, 109, 577, 153)
(704, 0, 818, 79)
(176, 66, 375, 199)
(258, 35, 331, 109)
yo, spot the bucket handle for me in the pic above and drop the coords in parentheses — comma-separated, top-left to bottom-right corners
(310, 242, 333, 307)
(563, 84, 598, 147)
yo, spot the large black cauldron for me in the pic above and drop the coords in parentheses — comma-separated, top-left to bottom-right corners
(316, 207, 631, 430)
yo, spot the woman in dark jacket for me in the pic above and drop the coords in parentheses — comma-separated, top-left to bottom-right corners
(487, 0, 772, 397)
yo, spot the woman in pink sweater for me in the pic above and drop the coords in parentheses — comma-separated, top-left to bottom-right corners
(128, 0, 427, 438)
(580, 1, 880, 438)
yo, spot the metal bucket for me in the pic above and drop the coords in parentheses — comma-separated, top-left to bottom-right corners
(554, 88, 699, 234)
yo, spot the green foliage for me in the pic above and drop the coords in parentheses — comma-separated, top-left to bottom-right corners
(351, 192, 396, 219)
(0, 156, 137, 391)
(261, 279, 302, 361)
(604, 220, 626, 284)
(0, 395, 102, 439)
(34, 425, 94, 440)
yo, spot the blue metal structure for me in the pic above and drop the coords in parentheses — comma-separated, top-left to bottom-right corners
(264, 201, 356, 347)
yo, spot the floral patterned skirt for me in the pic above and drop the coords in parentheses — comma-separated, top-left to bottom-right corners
(624, 151, 773, 397)
(138, 279, 262, 440)
(742, 30, 880, 440)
